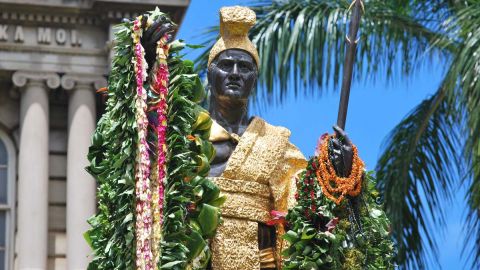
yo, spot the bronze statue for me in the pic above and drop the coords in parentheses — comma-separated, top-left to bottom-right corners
(142, 6, 354, 270)
(205, 6, 354, 270)
(207, 48, 256, 177)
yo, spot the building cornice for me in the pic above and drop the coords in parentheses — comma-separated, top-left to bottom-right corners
(0, 0, 189, 8)
(0, 1, 189, 26)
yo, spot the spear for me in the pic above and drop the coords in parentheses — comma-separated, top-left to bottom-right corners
(336, 0, 364, 130)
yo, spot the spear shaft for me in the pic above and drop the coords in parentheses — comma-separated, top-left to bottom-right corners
(336, 0, 364, 130)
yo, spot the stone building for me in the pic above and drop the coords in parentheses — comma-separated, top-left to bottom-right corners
(0, 1, 190, 269)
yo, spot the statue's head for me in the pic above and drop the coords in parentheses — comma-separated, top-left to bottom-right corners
(208, 49, 257, 102)
(208, 6, 259, 103)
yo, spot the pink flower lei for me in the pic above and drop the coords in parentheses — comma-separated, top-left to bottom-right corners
(131, 15, 170, 270)
(150, 34, 170, 266)
(132, 17, 154, 270)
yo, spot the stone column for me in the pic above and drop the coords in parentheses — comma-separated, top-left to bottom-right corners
(61, 74, 106, 270)
(12, 71, 60, 270)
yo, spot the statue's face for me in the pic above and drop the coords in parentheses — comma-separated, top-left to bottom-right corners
(208, 49, 258, 101)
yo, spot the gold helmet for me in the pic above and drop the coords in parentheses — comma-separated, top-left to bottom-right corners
(208, 6, 260, 68)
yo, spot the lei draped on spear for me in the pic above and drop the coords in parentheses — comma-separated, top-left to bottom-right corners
(85, 9, 223, 270)
(279, 1, 396, 268)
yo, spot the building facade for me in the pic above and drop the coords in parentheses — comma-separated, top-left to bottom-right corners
(0, 1, 190, 269)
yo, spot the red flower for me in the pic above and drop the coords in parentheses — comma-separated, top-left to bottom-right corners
(326, 217, 339, 232)
(294, 193, 299, 200)
(266, 210, 287, 226)
(187, 202, 196, 213)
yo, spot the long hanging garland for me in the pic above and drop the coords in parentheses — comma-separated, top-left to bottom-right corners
(131, 18, 154, 269)
(281, 135, 396, 269)
(150, 33, 170, 267)
(85, 9, 222, 270)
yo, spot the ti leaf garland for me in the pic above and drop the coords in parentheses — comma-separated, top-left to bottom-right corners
(161, 40, 222, 270)
(282, 157, 396, 269)
(85, 9, 222, 270)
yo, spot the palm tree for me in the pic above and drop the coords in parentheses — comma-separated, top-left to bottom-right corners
(196, 0, 480, 269)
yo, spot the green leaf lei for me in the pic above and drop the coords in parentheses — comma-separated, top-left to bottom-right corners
(282, 158, 396, 269)
(161, 41, 222, 270)
(85, 10, 222, 270)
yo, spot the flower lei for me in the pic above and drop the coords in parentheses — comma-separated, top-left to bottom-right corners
(150, 34, 169, 266)
(132, 17, 154, 270)
(132, 16, 172, 269)
(315, 134, 365, 205)
(86, 10, 223, 270)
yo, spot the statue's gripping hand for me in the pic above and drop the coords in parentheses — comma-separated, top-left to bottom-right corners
(140, 15, 176, 70)
(330, 126, 354, 177)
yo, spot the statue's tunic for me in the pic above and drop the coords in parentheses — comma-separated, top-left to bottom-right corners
(209, 117, 307, 269)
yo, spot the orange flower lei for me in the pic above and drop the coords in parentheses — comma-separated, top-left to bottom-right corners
(315, 134, 365, 205)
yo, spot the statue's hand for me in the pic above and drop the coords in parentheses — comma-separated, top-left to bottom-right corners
(140, 15, 175, 71)
(330, 125, 354, 177)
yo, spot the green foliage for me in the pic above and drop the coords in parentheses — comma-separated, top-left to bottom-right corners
(377, 1, 480, 269)
(85, 11, 222, 270)
(283, 159, 395, 270)
(85, 21, 137, 269)
(438, 4, 480, 267)
(160, 40, 222, 270)
(376, 86, 461, 269)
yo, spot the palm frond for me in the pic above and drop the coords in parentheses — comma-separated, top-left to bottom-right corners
(465, 173, 480, 268)
(196, 0, 447, 104)
(459, 33, 480, 270)
(193, 26, 219, 77)
(375, 84, 461, 269)
(433, 2, 480, 267)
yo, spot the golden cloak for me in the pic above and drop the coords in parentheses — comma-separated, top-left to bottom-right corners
(209, 117, 307, 269)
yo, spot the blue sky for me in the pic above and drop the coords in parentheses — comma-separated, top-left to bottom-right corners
(177, 1, 471, 268)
